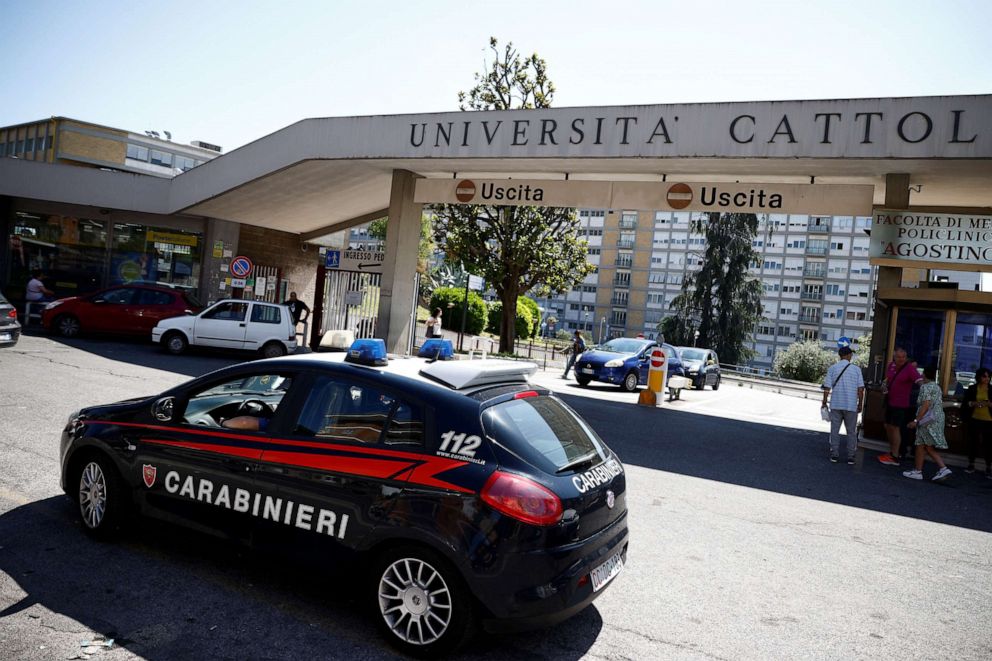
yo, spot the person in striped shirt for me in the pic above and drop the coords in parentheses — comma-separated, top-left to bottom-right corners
(821, 345, 865, 464)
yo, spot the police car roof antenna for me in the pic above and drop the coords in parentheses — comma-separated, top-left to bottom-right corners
(428, 345, 442, 364)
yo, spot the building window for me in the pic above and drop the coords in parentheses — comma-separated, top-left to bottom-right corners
(150, 150, 173, 167)
(127, 144, 150, 161)
(175, 155, 196, 171)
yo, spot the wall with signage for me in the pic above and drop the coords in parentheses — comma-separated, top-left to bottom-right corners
(869, 211, 992, 272)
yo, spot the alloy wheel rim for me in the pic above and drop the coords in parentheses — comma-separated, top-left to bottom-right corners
(61, 317, 79, 336)
(625, 374, 637, 390)
(378, 557, 452, 646)
(78, 462, 107, 529)
(168, 337, 184, 352)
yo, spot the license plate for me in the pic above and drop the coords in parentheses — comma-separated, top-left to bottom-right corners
(581, 368, 595, 375)
(0, 333, 10, 342)
(590, 551, 624, 592)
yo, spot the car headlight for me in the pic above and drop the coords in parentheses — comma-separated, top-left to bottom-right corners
(65, 409, 80, 425)
(45, 300, 63, 310)
(604, 358, 624, 368)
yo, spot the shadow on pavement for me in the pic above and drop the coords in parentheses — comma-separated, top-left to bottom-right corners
(0, 497, 601, 660)
(556, 392, 992, 535)
(23, 330, 245, 378)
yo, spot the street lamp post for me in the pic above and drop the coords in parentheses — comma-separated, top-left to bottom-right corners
(693, 329, 700, 347)
(600, 316, 606, 344)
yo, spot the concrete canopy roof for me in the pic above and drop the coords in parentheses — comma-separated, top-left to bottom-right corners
(3, 95, 991, 238)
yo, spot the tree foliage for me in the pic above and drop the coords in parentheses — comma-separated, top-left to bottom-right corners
(487, 300, 534, 340)
(668, 213, 764, 365)
(853, 332, 872, 369)
(367, 215, 435, 275)
(435, 37, 591, 353)
(428, 287, 487, 335)
(773, 340, 836, 383)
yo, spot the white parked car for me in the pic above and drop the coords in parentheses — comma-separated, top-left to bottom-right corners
(152, 299, 297, 358)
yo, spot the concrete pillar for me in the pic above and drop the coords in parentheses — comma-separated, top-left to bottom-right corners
(868, 173, 911, 376)
(377, 170, 423, 353)
(202, 217, 240, 306)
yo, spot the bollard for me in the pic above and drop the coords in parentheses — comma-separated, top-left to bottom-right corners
(638, 347, 668, 407)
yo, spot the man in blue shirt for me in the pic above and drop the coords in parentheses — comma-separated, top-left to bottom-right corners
(821, 346, 865, 464)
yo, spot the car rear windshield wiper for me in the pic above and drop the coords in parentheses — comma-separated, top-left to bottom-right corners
(555, 451, 600, 474)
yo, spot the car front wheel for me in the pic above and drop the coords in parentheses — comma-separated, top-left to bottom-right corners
(621, 371, 639, 392)
(372, 546, 474, 657)
(55, 314, 81, 338)
(576, 376, 591, 387)
(712, 376, 721, 390)
(75, 454, 127, 539)
(164, 331, 188, 355)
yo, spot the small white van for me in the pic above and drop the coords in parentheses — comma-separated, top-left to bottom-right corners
(152, 299, 297, 358)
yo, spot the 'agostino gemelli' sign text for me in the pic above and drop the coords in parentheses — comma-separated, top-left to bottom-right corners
(869, 212, 992, 266)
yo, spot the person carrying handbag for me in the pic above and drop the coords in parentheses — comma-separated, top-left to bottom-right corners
(821, 345, 865, 464)
(902, 365, 952, 482)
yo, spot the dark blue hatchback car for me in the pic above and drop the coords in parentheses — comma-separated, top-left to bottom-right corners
(573, 338, 685, 392)
(59, 351, 628, 656)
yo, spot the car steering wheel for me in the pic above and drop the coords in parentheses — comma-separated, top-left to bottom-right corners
(237, 399, 274, 416)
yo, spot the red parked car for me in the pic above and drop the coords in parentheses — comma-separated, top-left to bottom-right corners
(42, 285, 202, 338)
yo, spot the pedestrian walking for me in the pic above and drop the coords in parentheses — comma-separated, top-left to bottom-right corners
(562, 330, 586, 379)
(281, 292, 310, 324)
(878, 348, 922, 466)
(962, 367, 992, 478)
(821, 346, 865, 464)
(903, 365, 952, 482)
(426, 308, 443, 339)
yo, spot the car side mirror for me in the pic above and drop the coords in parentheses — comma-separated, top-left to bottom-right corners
(152, 396, 175, 422)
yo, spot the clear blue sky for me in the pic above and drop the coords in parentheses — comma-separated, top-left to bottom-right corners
(1, 0, 989, 151)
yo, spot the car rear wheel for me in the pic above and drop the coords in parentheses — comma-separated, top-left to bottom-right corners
(163, 331, 188, 355)
(75, 454, 126, 539)
(55, 314, 81, 338)
(694, 376, 705, 390)
(371, 546, 474, 657)
(621, 371, 639, 392)
(712, 376, 721, 390)
(576, 376, 591, 387)
(261, 341, 287, 359)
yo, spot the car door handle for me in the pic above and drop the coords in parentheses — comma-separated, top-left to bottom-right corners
(239, 323, 246, 327)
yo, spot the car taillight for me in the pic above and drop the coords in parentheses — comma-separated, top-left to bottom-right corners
(513, 390, 539, 399)
(480, 471, 562, 526)
(6, 309, 15, 320)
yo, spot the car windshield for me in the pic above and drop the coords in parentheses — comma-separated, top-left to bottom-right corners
(680, 349, 707, 361)
(599, 338, 649, 354)
(482, 396, 607, 474)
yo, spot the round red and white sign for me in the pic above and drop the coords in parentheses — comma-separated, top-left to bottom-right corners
(650, 348, 666, 369)
(455, 179, 476, 203)
(666, 183, 693, 210)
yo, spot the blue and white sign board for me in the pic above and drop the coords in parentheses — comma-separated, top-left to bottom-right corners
(468, 274, 484, 291)
(325, 250, 341, 269)
(837, 336, 852, 348)
(325, 248, 383, 273)
(230, 255, 253, 278)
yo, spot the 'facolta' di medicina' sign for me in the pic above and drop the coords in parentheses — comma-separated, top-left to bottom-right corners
(869, 211, 992, 272)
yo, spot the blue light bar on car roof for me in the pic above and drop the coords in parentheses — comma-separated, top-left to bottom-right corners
(418, 338, 454, 360)
(345, 338, 388, 366)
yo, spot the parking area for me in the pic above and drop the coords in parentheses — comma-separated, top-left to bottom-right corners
(1, 334, 990, 660)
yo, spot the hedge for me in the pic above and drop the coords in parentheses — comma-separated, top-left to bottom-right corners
(428, 287, 487, 335)
(487, 300, 534, 339)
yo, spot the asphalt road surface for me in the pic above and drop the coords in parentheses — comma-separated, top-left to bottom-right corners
(1, 334, 990, 660)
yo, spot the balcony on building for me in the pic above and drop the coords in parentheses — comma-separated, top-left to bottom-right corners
(800, 291, 823, 302)
(808, 222, 830, 233)
(616, 239, 635, 249)
(799, 313, 821, 324)
(805, 245, 828, 256)
(611, 295, 629, 306)
(613, 276, 630, 288)
(803, 266, 826, 279)
(618, 217, 637, 230)
(615, 257, 633, 268)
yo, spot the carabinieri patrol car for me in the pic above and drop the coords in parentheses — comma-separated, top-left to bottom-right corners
(60, 343, 629, 656)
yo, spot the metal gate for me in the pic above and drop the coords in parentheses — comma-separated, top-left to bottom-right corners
(250, 264, 282, 303)
(320, 270, 381, 338)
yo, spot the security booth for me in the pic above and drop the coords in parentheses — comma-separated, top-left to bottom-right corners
(862, 210, 992, 454)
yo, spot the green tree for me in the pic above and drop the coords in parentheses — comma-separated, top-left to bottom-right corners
(368, 215, 435, 275)
(434, 37, 593, 353)
(853, 332, 872, 369)
(773, 340, 836, 383)
(668, 213, 764, 365)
